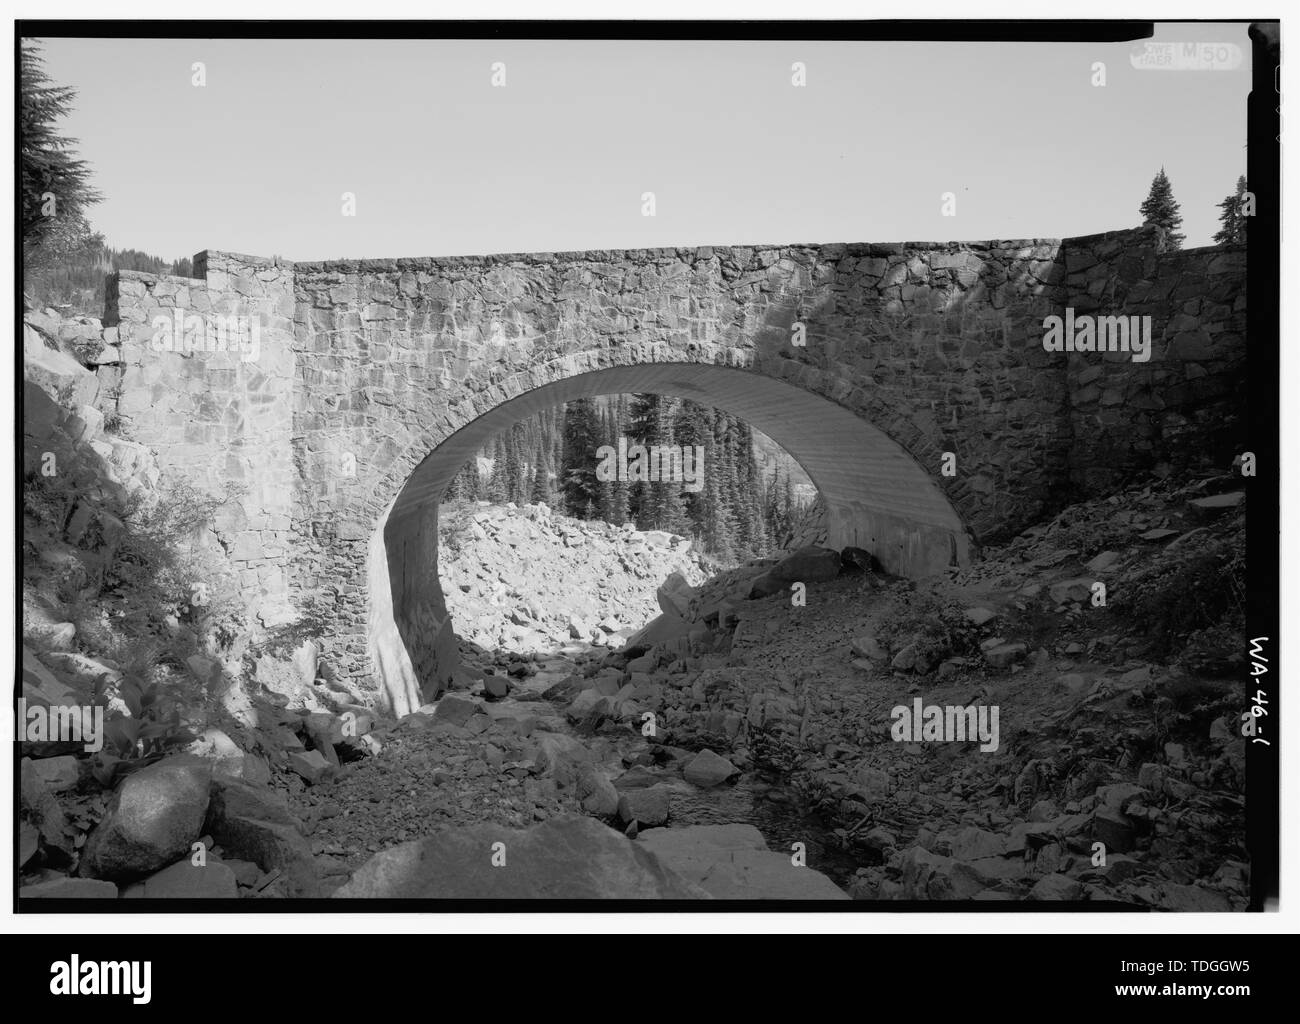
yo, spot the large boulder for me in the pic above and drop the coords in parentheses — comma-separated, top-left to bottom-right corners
(332, 815, 707, 899)
(434, 694, 481, 727)
(80, 755, 212, 880)
(204, 777, 319, 898)
(24, 323, 101, 409)
(533, 732, 595, 784)
(574, 766, 620, 818)
(636, 824, 849, 900)
(656, 572, 696, 619)
(621, 612, 692, 655)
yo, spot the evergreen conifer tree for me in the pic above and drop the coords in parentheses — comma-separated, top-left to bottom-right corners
(486, 435, 509, 502)
(1139, 168, 1186, 249)
(530, 440, 553, 505)
(561, 398, 602, 517)
(1213, 175, 1250, 245)
(21, 42, 103, 272)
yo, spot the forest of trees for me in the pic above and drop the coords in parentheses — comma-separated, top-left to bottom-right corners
(444, 395, 811, 564)
(26, 246, 195, 314)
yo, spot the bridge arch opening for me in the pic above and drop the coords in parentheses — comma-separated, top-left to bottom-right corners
(369, 363, 971, 715)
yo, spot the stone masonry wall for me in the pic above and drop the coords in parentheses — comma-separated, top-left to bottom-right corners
(286, 237, 1066, 701)
(98, 225, 1247, 710)
(1056, 233, 1248, 492)
(104, 253, 299, 627)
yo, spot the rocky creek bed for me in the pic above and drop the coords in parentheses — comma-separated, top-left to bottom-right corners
(21, 483, 1250, 905)
(297, 647, 861, 896)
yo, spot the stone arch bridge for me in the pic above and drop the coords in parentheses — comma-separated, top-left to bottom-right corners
(99, 226, 1246, 715)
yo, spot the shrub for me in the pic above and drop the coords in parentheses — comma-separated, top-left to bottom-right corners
(104, 472, 247, 651)
(437, 498, 478, 557)
(1116, 528, 1245, 658)
(255, 586, 334, 660)
(873, 588, 982, 668)
(1044, 510, 1129, 560)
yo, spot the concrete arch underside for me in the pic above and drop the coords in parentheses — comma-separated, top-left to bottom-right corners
(369, 363, 971, 715)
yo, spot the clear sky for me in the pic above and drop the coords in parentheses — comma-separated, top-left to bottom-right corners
(32, 24, 1252, 262)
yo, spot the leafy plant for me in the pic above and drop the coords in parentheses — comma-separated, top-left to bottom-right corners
(873, 588, 982, 668)
(1116, 530, 1245, 658)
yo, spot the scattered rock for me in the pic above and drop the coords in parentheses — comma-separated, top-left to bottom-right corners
(951, 827, 1006, 860)
(20, 821, 40, 867)
(534, 732, 595, 783)
(574, 766, 620, 818)
(1085, 550, 1120, 573)
(850, 635, 888, 661)
(1092, 806, 1136, 853)
(1188, 492, 1245, 515)
(435, 695, 480, 727)
(983, 642, 1027, 669)
(617, 786, 671, 828)
(854, 766, 890, 803)
(683, 749, 738, 789)
(125, 858, 238, 899)
(333, 815, 707, 898)
(1028, 874, 1083, 901)
(637, 824, 849, 899)
(964, 606, 997, 626)
(891, 643, 920, 672)
(288, 749, 333, 785)
(21, 877, 119, 899)
(205, 777, 319, 898)
(1157, 883, 1231, 912)
(29, 755, 80, 793)
(1048, 578, 1094, 604)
